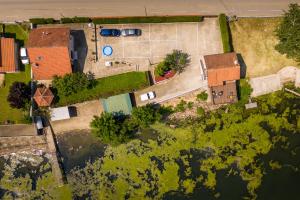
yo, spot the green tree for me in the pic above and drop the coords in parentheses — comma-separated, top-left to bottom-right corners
(52, 72, 94, 96)
(275, 3, 300, 62)
(7, 82, 30, 109)
(165, 50, 190, 73)
(90, 112, 133, 145)
(131, 104, 161, 128)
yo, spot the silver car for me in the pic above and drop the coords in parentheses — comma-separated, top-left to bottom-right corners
(121, 29, 142, 36)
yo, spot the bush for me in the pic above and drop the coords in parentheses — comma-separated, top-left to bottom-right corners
(55, 72, 150, 106)
(175, 100, 187, 112)
(187, 102, 194, 109)
(52, 72, 94, 97)
(131, 104, 161, 128)
(91, 112, 134, 145)
(92, 16, 203, 24)
(219, 14, 232, 53)
(197, 107, 205, 116)
(165, 50, 189, 73)
(197, 91, 208, 101)
(29, 18, 55, 24)
(7, 82, 30, 109)
(154, 61, 170, 76)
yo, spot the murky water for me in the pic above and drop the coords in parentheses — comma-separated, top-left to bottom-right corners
(56, 129, 300, 199)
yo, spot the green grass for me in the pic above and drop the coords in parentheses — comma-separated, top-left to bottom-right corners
(219, 14, 232, 53)
(55, 72, 150, 106)
(92, 16, 203, 24)
(3, 24, 29, 43)
(0, 65, 31, 124)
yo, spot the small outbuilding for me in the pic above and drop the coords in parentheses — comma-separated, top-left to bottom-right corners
(101, 93, 133, 115)
(50, 106, 70, 121)
(33, 86, 54, 107)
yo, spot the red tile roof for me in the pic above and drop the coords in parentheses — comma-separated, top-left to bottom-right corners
(27, 27, 72, 80)
(33, 86, 54, 107)
(204, 53, 240, 87)
(28, 47, 72, 80)
(0, 37, 17, 73)
(27, 27, 70, 48)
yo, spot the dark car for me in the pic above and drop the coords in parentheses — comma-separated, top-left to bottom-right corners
(121, 29, 142, 36)
(100, 29, 121, 37)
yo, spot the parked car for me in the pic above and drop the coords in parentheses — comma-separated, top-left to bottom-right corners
(20, 47, 29, 64)
(121, 29, 142, 36)
(35, 116, 44, 135)
(140, 91, 155, 101)
(100, 29, 121, 37)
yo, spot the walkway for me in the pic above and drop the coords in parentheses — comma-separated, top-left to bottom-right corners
(250, 66, 300, 97)
(0, 124, 36, 137)
(45, 127, 65, 186)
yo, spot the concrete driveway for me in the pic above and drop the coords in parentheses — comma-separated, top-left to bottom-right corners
(134, 18, 223, 105)
(51, 100, 103, 134)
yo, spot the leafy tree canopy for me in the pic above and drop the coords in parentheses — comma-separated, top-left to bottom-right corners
(52, 72, 95, 96)
(275, 3, 300, 62)
(7, 82, 30, 109)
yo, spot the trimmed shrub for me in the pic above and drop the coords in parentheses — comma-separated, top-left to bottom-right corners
(61, 17, 73, 24)
(72, 17, 91, 23)
(54, 72, 150, 106)
(29, 18, 55, 24)
(154, 62, 170, 77)
(93, 16, 203, 24)
(219, 14, 232, 53)
(197, 91, 208, 101)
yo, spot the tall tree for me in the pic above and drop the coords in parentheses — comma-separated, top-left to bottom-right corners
(275, 3, 300, 62)
(7, 82, 30, 109)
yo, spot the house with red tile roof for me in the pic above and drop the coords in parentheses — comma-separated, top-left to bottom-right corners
(204, 52, 240, 104)
(0, 37, 18, 73)
(27, 27, 74, 80)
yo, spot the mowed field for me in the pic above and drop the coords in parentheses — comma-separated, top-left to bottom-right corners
(230, 18, 298, 77)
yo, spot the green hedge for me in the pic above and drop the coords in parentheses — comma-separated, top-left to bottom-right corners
(55, 71, 150, 106)
(29, 18, 56, 24)
(219, 14, 232, 53)
(61, 16, 91, 24)
(92, 16, 203, 24)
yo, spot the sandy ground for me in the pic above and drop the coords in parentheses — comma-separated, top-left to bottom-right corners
(230, 18, 299, 78)
(0, 0, 296, 21)
(51, 100, 103, 134)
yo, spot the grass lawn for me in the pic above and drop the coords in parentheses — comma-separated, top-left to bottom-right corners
(230, 18, 299, 77)
(0, 65, 31, 124)
(56, 72, 150, 106)
(2, 24, 29, 44)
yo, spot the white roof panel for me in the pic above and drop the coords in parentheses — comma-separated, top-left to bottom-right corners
(50, 106, 70, 121)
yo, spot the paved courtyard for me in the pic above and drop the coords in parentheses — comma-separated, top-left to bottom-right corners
(51, 100, 103, 134)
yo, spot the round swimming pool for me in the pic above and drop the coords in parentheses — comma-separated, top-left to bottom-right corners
(102, 45, 113, 56)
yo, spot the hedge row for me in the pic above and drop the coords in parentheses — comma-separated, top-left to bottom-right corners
(92, 16, 203, 24)
(55, 71, 150, 106)
(30, 16, 203, 25)
(29, 18, 56, 25)
(61, 17, 91, 24)
(219, 14, 232, 53)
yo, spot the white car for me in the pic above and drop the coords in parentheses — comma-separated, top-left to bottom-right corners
(20, 47, 29, 64)
(140, 91, 155, 101)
